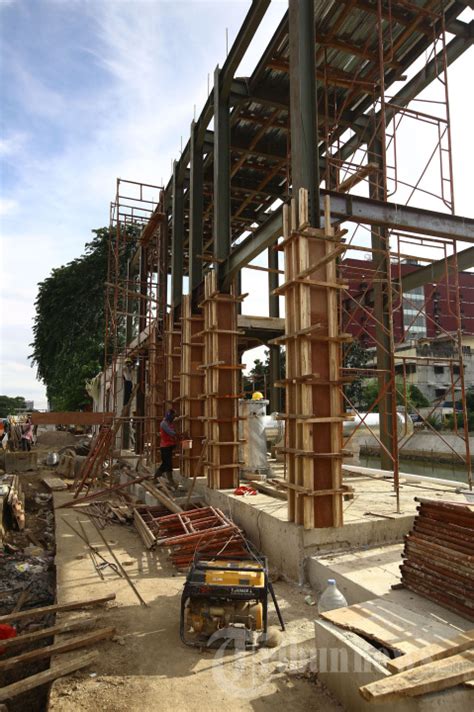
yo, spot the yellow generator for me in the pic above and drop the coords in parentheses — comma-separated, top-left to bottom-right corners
(180, 556, 285, 647)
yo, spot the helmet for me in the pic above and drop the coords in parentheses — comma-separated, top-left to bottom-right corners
(252, 391, 264, 400)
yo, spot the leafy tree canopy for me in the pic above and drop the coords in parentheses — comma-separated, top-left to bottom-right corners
(0, 395, 27, 417)
(30, 226, 138, 411)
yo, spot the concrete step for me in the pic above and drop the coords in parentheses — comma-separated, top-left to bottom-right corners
(308, 543, 403, 605)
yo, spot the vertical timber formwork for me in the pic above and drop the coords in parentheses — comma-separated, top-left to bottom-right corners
(202, 271, 242, 489)
(164, 314, 181, 412)
(180, 295, 205, 477)
(147, 323, 164, 464)
(277, 192, 345, 529)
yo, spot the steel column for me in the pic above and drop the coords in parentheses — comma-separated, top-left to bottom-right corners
(171, 161, 184, 313)
(289, 0, 319, 228)
(369, 133, 396, 472)
(189, 120, 204, 297)
(213, 66, 231, 288)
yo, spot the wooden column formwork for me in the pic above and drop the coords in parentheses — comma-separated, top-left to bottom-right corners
(276, 192, 346, 529)
(201, 271, 243, 489)
(146, 324, 165, 464)
(180, 295, 205, 477)
(164, 314, 181, 472)
(164, 314, 181, 410)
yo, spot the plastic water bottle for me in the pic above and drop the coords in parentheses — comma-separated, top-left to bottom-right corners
(317, 578, 348, 615)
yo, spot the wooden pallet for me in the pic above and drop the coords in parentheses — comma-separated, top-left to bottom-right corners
(201, 271, 243, 489)
(278, 191, 344, 529)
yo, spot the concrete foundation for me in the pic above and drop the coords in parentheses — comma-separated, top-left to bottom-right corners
(180, 472, 468, 584)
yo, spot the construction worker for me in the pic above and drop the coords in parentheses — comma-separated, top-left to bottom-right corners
(155, 409, 178, 485)
(252, 391, 264, 400)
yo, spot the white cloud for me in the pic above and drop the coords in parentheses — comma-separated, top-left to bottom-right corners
(1, 0, 472, 406)
(0, 198, 19, 216)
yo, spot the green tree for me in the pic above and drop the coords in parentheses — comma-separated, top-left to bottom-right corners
(243, 349, 285, 398)
(30, 226, 138, 411)
(343, 340, 370, 408)
(0, 395, 27, 417)
(360, 378, 430, 413)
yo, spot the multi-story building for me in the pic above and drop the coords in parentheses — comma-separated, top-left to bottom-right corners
(341, 258, 474, 404)
(341, 258, 474, 347)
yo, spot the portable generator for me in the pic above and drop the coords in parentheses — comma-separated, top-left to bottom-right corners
(179, 555, 285, 647)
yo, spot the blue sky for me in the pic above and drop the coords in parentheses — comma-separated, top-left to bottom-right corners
(0, 0, 287, 408)
(0, 0, 472, 410)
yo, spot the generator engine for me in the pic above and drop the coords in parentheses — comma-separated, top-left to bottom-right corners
(180, 556, 284, 647)
(187, 599, 263, 637)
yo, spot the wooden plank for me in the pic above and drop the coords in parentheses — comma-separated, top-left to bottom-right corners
(0, 593, 116, 624)
(31, 412, 113, 426)
(0, 616, 99, 652)
(0, 651, 99, 702)
(387, 629, 474, 673)
(359, 650, 474, 702)
(0, 627, 115, 671)
(248, 480, 287, 500)
(320, 598, 467, 655)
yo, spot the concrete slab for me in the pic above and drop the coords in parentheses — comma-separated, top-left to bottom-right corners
(178, 469, 467, 583)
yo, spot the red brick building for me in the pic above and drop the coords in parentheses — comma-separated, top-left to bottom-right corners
(340, 258, 474, 346)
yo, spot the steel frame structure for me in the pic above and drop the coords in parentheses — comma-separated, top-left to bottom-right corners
(104, 0, 474, 526)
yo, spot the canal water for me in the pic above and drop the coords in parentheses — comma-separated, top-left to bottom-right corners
(359, 454, 470, 484)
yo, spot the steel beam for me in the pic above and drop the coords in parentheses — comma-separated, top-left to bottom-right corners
(288, 0, 319, 227)
(213, 66, 231, 287)
(166, 0, 271, 193)
(401, 246, 474, 292)
(223, 192, 474, 286)
(171, 161, 184, 311)
(220, 0, 271, 98)
(189, 120, 204, 295)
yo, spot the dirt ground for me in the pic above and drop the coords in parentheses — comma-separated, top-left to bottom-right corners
(48, 489, 344, 712)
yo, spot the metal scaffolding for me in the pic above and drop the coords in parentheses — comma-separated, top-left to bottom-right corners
(102, 0, 474, 525)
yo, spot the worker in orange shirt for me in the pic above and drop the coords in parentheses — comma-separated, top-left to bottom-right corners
(155, 410, 178, 485)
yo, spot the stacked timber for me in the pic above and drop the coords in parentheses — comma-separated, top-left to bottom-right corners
(400, 498, 474, 621)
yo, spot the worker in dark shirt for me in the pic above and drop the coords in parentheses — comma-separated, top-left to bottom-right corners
(155, 409, 178, 485)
